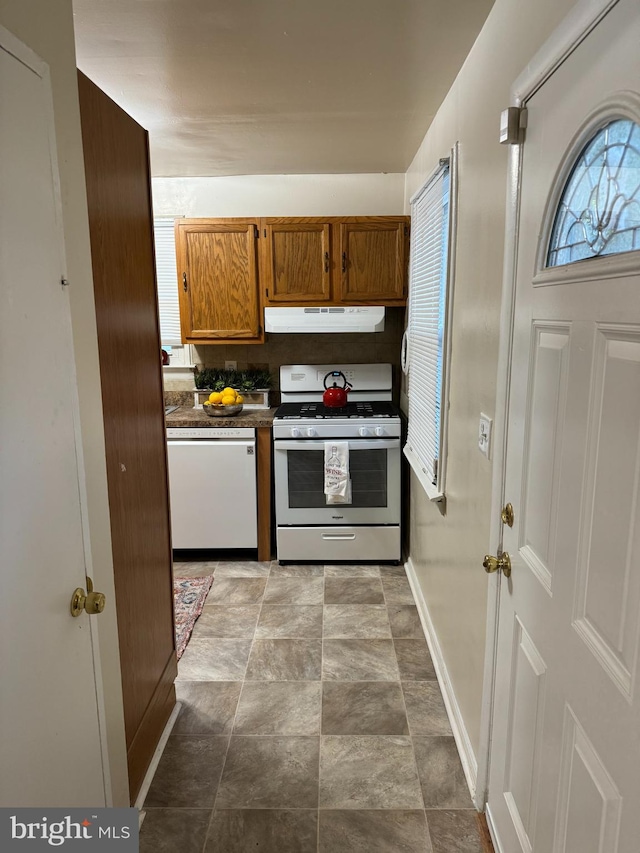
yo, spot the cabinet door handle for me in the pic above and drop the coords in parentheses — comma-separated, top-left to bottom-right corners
(182, 272, 188, 293)
(342, 252, 347, 273)
(324, 252, 330, 273)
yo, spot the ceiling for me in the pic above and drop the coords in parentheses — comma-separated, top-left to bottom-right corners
(73, 0, 494, 178)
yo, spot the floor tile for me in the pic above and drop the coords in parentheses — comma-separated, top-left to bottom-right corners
(322, 682, 409, 735)
(322, 639, 399, 681)
(140, 809, 211, 853)
(213, 561, 271, 578)
(403, 682, 452, 736)
(234, 682, 322, 734)
(395, 639, 437, 680)
(172, 562, 216, 579)
(324, 577, 385, 604)
(319, 735, 423, 809)
(173, 682, 241, 734)
(216, 736, 320, 808)
(382, 577, 415, 604)
(426, 810, 484, 853)
(246, 639, 322, 680)
(414, 738, 473, 808)
(177, 639, 251, 681)
(206, 577, 267, 605)
(256, 605, 323, 638)
(319, 810, 432, 853)
(324, 565, 381, 577)
(323, 604, 391, 638)
(388, 604, 424, 638)
(271, 564, 325, 577)
(191, 605, 259, 638)
(144, 736, 228, 808)
(379, 565, 408, 577)
(206, 809, 318, 853)
(263, 577, 324, 604)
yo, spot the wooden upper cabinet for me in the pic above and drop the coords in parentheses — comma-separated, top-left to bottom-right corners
(339, 218, 408, 304)
(263, 219, 332, 304)
(176, 218, 263, 343)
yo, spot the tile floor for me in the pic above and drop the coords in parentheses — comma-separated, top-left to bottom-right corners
(141, 560, 491, 853)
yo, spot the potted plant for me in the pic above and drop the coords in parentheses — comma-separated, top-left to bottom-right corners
(193, 367, 273, 409)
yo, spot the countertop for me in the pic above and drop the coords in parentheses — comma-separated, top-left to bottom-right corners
(165, 406, 277, 429)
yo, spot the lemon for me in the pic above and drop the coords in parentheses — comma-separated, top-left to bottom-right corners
(221, 395, 236, 406)
(208, 391, 223, 403)
(235, 394, 244, 404)
(222, 387, 236, 397)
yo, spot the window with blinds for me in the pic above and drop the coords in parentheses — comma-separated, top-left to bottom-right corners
(403, 150, 456, 502)
(154, 218, 182, 345)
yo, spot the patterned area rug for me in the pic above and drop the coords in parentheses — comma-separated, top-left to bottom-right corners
(173, 576, 214, 659)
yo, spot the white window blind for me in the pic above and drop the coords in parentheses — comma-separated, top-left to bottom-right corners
(404, 154, 455, 502)
(154, 218, 182, 345)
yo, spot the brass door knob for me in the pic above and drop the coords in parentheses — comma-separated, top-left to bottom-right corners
(70, 577, 106, 617)
(483, 552, 512, 579)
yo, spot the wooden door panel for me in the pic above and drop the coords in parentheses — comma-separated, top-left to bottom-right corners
(177, 220, 262, 343)
(187, 229, 259, 337)
(340, 218, 408, 303)
(78, 71, 176, 803)
(264, 220, 331, 303)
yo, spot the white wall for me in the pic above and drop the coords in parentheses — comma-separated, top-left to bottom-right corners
(404, 0, 577, 763)
(153, 173, 405, 217)
(0, 0, 129, 806)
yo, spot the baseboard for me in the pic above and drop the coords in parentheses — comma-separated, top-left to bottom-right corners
(134, 700, 182, 813)
(405, 557, 478, 800)
(127, 652, 178, 803)
(485, 803, 503, 853)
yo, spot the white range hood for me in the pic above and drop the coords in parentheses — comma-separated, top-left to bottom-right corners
(264, 306, 385, 334)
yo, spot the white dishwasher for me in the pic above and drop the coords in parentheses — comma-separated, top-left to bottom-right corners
(166, 426, 257, 549)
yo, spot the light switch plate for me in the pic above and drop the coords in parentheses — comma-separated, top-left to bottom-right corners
(479, 413, 493, 459)
(225, 360, 237, 371)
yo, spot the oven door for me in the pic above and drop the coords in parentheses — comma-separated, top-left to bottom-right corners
(274, 438, 401, 526)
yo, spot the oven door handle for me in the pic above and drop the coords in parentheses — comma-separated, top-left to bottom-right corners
(274, 438, 401, 452)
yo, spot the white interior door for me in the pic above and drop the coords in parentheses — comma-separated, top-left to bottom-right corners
(0, 29, 107, 805)
(487, 1, 640, 850)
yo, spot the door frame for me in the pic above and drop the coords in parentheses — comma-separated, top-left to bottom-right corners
(477, 0, 622, 820)
(0, 21, 115, 805)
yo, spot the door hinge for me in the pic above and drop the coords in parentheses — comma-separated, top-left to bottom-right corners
(264, 228, 267, 238)
(266, 288, 269, 298)
(404, 225, 409, 237)
(499, 106, 527, 144)
(254, 226, 259, 238)
(258, 325, 263, 335)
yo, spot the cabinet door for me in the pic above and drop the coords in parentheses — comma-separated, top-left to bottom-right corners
(176, 219, 263, 343)
(339, 218, 409, 304)
(263, 219, 331, 303)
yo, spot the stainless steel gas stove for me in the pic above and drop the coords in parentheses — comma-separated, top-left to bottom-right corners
(273, 364, 402, 563)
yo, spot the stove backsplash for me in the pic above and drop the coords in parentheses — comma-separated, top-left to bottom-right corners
(190, 307, 406, 405)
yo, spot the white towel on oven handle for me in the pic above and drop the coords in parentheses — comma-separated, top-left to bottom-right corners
(324, 441, 352, 504)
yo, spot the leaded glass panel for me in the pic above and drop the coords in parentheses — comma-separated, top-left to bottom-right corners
(547, 119, 640, 267)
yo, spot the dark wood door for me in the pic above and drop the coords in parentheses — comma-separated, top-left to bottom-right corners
(78, 71, 176, 804)
(176, 219, 263, 343)
(339, 217, 409, 304)
(262, 219, 332, 303)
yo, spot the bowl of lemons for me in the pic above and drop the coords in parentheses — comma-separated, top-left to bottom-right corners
(202, 387, 244, 417)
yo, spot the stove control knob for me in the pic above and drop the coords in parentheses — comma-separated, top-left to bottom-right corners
(374, 426, 385, 437)
(291, 427, 301, 438)
(306, 427, 317, 437)
(359, 426, 370, 437)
